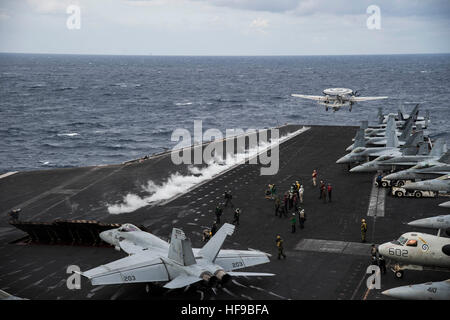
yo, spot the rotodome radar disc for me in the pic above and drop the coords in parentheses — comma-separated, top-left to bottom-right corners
(323, 88, 353, 96)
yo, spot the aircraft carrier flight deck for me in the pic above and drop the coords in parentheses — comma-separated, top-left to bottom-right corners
(0, 124, 449, 300)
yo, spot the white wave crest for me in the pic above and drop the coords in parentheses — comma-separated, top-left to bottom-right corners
(57, 133, 79, 137)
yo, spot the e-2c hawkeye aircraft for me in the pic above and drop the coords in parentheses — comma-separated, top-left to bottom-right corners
(79, 223, 274, 289)
(291, 88, 387, 112)
(378, 231, 450, 279)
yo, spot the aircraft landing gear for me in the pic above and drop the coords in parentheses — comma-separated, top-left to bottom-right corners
(391, 264, 404, 279)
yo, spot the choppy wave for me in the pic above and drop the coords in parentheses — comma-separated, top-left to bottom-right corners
(57, 132, 79, 137)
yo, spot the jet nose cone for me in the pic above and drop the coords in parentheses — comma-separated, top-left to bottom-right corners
(350, 165, 370, 173)
(383, 173, 397, 180)
(382, 286, 415, 300)
(407, 218, 424, 227)
(346, 145, 353, 152)
(439, 201, 450, 208)
(100, 230, 113, 244)
(336, 156, 348, 164)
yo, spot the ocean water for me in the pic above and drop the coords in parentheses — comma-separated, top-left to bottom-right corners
(0, 53, 449, 173)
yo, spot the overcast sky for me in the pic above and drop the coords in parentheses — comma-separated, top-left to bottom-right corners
(0, 0, 449, 55)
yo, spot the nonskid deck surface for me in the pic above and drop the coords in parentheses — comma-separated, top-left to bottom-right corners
(0, 125, 448, 300)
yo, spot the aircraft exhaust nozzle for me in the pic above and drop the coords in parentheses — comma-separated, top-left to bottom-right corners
(200, 271, 213, 283)
(214, 270, 231, 284)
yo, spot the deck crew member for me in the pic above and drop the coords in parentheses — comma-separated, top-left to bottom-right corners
(215, 204, 223, 224)
(319, 180, 325, 199)
(232, 208, 240, 226)
(361, 219, 368, 243)
(275, 197, 281, 217)
(202, 229, 212, 242)
(299, 185, 304, 203)
(291, 213, 296, 233)
(370, 244, 378, 257)
(224, 191, 234, 208)
(298, 209, 306, 229)
(276, 235, 286, 260)
(211, 222, 218, 236)
(376, 173, 383, 188)
(312, 170, 317, 187)
(327, 183, 333, 202)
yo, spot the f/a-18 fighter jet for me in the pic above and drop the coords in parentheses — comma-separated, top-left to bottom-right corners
(349, 139, 446, 173)
(336, 120, 422, 165)
(377, 104, 429, 129)
(404, 174, 450, 193)
(382, 279, 450, 300)
(382, 152, 450, 182)
(408, 214, 450, 237)
(346, 115, 416, 151)
(79, 223, 273, 289)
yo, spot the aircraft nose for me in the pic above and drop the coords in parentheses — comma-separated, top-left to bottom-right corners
(382, 286, 415, 300)
(100, 230, 113, 244)
(336, 155, 349, 164)
(350, 165, 368, 173)
(378, 243, 389, 257)
(407, 218, 424, 227)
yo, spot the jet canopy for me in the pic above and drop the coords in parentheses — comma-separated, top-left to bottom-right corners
(352, 147, 365, 154)
(412, 162, 434, 169)
(118, 224, 140, 232)
(376, 155, 394, 161)
(436, 175, 450, 181)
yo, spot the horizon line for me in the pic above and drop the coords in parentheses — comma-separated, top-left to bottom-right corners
(1, 51, 449, 57)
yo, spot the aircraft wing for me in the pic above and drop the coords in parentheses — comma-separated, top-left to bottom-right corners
(81, 253, 169, 286)
(214, 249, 271, 272)
(118, 239, 147, 255)
(349, 96, 388, 102)
(163, 276, 203, 289)
(291, 94, 329, 101)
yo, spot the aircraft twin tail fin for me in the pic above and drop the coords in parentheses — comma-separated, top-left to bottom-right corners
(401, 131, 423, 155)
(360, 120, 368, 130)
(430, 138, 447, 158)
(377, 108, 383, 124)
(198, 223, 235, 263)
(385, 117, 399, 148)
(168, 228, 196, 266)
(417, 142, 429, 156)
(353, 128, 366, 149)
(399, 117, 413, 141)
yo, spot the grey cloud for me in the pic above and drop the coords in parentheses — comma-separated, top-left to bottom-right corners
(194, 0, 450, 18)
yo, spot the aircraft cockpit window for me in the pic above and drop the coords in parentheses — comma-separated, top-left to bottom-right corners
(353, 148, 364, 154)
(406, 239, 417, 247)
(397, 236, 408, 246)
(379, 156, 392, 161)
(118, 224, 140, 232)
(437, 175, 450, 180)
